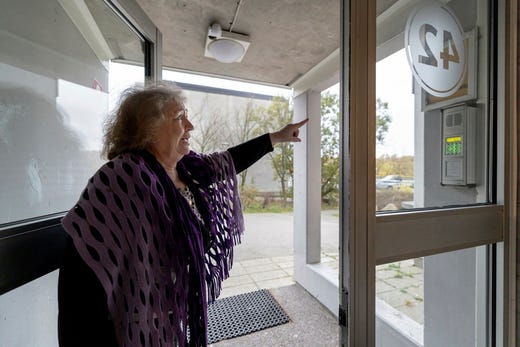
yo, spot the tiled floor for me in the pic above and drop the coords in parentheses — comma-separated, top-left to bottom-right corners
(217, 211, 425, 344)
(319, 255, 424, 325)
(221, 252, 425, 326)
(220, 255, 295, 298)
(375, 258, 424, 324)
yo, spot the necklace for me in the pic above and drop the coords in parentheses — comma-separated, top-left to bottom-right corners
(178, 185, 203, 222)
(178, 185, 214, 251)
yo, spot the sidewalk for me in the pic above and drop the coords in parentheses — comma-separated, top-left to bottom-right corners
(220, 255, 295, 299)
(216, 211, 424, 344)
(220, 211, 340, 298)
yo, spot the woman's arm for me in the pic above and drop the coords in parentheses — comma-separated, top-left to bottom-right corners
(227, 133, 273, 174)
(227, 119, 309, 174)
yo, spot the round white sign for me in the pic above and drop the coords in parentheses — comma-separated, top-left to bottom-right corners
(405, 3, 466, 97)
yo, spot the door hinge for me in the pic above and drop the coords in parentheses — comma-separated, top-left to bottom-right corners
(339, 305, 347, 327)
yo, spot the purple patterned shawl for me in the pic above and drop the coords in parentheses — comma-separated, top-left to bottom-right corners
(61, 150, 244, 346)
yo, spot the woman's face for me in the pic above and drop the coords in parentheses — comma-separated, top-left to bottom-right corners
(154, 101, 194, 160)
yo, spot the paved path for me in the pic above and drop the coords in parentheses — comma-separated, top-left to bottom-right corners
(234, 210, 340, 261)
(222, 211, 424, 326)
(222, 211, 339, 298)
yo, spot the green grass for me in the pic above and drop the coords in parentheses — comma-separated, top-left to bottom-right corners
(243, 206, 294, 213)
(242, 202, 338, 214)
(243, 206, 341, 214)
(242, 200, 294, 213)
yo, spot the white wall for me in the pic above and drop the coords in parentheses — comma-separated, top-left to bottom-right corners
(0, 271, 59, 347)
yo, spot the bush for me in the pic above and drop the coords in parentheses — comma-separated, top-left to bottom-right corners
(238, 186, 293, 213)
(239, 185, 259, 210)
(376, 189, 413, 211)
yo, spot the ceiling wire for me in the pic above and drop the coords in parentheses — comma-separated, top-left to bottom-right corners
(228, 0, 244, 32)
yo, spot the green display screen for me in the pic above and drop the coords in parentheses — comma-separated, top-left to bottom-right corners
(445, 136, 462, 155)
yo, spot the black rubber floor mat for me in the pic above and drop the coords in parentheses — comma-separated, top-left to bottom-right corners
(208, 289, 290, 344)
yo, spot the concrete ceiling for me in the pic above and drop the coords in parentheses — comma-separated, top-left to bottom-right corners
(135, 0, 341, 87)
(133, 0, 404, 88)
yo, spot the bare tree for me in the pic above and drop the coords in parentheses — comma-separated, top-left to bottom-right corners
(226, 99, 264, 187)
(258, 96, 293, 205)
(189, 95, 228, 153)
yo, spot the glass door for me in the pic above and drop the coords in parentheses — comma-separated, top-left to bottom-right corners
(0, 1, 161, 344)
(340, 0, 515, 345)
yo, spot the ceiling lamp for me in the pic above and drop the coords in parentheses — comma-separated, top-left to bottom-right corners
(204, 23, 250, 63)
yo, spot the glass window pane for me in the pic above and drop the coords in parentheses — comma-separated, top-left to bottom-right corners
(376, 246, 487, 346)
(0, 0, 144, 225)
(320, 84, 340, 272)
(376, 0, 490, 212)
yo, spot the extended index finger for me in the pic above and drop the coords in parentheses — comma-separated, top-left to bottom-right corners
(294, 118, 309, 128)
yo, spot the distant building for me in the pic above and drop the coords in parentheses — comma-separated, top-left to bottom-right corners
(182, 86, 282, 193)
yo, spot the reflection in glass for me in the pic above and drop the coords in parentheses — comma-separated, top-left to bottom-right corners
(376, 0, 489, 212)
(320, 85, 340, 271)
(375, 0, 491, 344)
(0, 0, 144, 225)
(376, 49, 415, 211)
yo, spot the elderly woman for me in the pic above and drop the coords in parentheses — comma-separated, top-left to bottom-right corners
(57, 83, 307, 347)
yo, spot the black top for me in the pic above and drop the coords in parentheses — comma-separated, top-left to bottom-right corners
(227, 133, 274, 174)
(57, 134, 273, 347)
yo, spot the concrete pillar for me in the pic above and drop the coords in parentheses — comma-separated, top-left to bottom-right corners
(293, 89, 338, 314)
(293, 89, 322, 266)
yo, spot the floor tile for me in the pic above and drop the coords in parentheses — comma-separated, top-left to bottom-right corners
(250, 269, 288, 282)
(385, 276, 421, 289)
(276, 261, 293, 269)
(377, 290, 417, 308)
(219, 284, 259, 299)
(271, 255, 293, 263)
(256, 277, 295, 290)
(282, 267, 294, 277)
(239, 258, 273, 267)
(222, 274, 254, 288)
(229, 266, 248, 276)
(376, 280, 395, 294)
(243, 263, 279, 273)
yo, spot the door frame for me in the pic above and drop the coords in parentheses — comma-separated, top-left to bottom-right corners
(340, 0, 518, 345)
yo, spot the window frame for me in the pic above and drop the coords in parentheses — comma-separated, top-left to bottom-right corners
(0, 0, 161, 294)
(340, 0, 517, 345)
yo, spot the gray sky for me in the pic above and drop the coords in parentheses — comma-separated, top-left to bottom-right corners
(107, 57, 415, 158)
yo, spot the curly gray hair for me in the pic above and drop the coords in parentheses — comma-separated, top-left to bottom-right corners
(102, 82, 186, 160)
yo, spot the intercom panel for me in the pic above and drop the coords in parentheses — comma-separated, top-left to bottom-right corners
(441, 105, 477, 186)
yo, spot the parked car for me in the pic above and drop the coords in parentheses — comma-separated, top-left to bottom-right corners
(376, 175, 403, 189)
